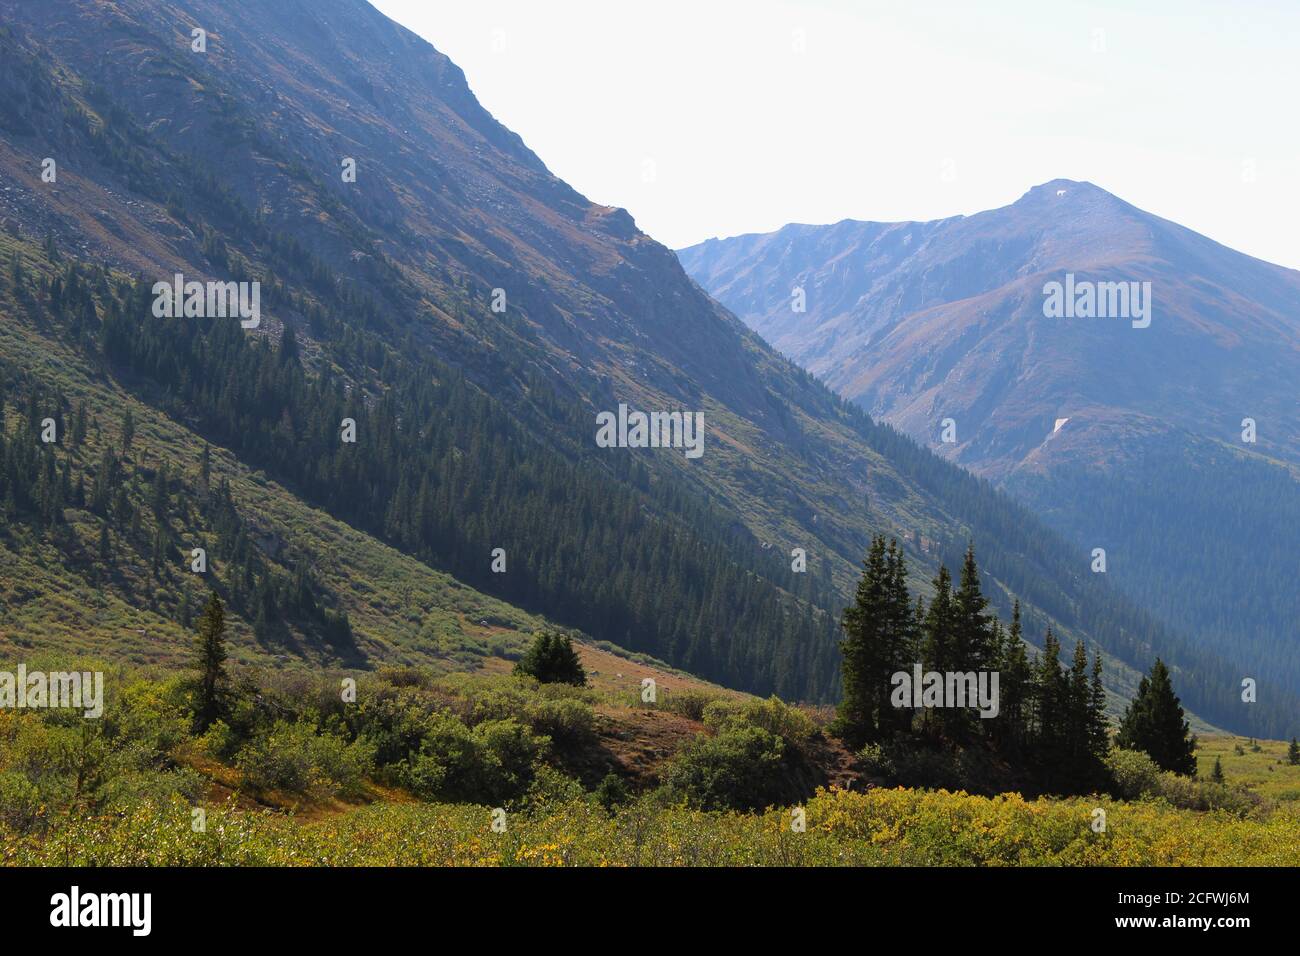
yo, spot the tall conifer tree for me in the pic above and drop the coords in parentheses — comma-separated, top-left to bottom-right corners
(194, 592, 230, 731)
(1116, 658, 1197, 776)
(836, 536, 890, 747)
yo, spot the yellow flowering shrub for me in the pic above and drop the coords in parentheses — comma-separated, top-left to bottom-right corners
(5, 786, 1298, 867)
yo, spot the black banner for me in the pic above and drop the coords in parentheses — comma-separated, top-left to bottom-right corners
(0, 866, 1274, 941)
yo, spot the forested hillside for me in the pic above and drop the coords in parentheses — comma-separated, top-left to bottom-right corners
(0, 229, 549, 671)
(1004, 427, 1300, 697)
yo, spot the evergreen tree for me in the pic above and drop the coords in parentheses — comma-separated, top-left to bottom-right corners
(1116, 658, 1197, 775)
(1211, 756, 1224, 783)
(1034, 628, 1066, 762)
(1065, 641, 1092, 763)
(194, 592, 230, 731)
(880, 539, 917, 735)
(1088, 652, 1109, 757)
(1288, 738, 1300, 766)
(279, 324, 300, 366)
(71, 400, 87, 447)
(953, 544, 996, 670)
(121, 407, 135, 454)
(199, 442, 211, 499)
(994, 601, 1033, 748)
(835, 536, 890, 747)
(1056, 641, 1108, 791)
(920, 564, 958, 739)
(514, 632, 586, 686)
(832, 537, 916, 741)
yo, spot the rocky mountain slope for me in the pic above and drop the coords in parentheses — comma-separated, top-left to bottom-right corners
(680, 179, 1300, 708)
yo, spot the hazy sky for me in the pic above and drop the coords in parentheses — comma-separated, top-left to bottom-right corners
(371, 0, 1300, 269)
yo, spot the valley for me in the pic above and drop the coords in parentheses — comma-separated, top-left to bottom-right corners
(0, 0, 1295, 887)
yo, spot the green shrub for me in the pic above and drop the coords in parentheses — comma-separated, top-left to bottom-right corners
(660, 725, 786, 811)
(535, 681, 593, 702)
(375, 666, 429, 689)
(404, 713, 477, 800)
(3, 719, 105, 810)
(750, 697, 815, 742)
(705, 696, 815, 743)
(1106, 748, 1261, 816)
(701, 699, 744, 731)
(855, 737, 1020, 793)
(236, 722, 317, 794)
(95, 767, 208, 812)
(403, 714, 548, 805)
(474, 719, 549, 800)
(1107, 748, 1163, 800)
(351, 690, 442, 770)
(528, 698, 596, 746)
(886, 745, 966, 791)
(306, 730, 377, 800)
(115, 677, 192, 759)
(595, 772, 631, 812)
(858, 743, 897, 781)
(197, 719, 240, 762)
(524, 765, 587, 807)
(6, 719, 87, 781)
(664, 690, 717, 722)
(1153, 773, 1262, 817)
(235, 721, 375, 798)
(465, 683, 533, 726)
(0, 770, 42, 833)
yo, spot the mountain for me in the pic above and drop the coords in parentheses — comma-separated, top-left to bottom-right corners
(0, 2, 1288, 734)
(679, 179, 1300, 710)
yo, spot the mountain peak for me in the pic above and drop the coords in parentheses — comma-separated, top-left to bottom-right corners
(1014, 178, 1125, 211)
(1025, 177, 1101, 195)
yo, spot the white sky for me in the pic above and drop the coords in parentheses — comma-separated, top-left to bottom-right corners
(371, 0, 1300, 269)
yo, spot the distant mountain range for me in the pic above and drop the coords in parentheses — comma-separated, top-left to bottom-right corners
(679, 179, 1300, 712)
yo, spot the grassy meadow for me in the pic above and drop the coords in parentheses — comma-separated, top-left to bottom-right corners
(7, 784, 1300, 867)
